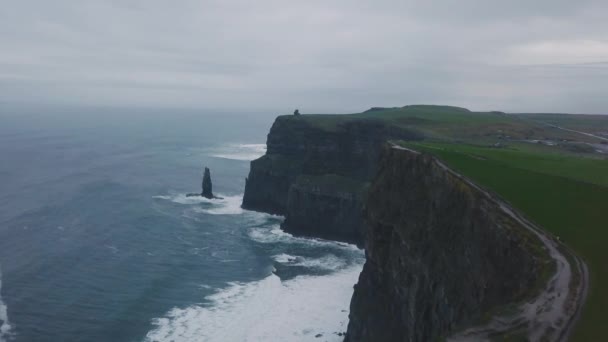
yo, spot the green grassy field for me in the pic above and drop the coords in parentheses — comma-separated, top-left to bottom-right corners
(295, 105, 524, 135)
(404, 142, 608, 341)
(290, 105, 602, 145)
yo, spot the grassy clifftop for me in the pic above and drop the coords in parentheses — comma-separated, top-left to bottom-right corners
(283, 105, 607, 149)
(402, 141, 608, 341)
(284, 105, 510, 132)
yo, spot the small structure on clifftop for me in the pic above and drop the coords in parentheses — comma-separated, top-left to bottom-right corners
(293, 109, 300, 116)
(201, 167, 214, 199)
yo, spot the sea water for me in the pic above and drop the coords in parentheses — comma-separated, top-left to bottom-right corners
(0, 108, 364, 342)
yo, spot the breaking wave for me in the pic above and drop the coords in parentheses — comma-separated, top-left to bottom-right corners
(144, 263, 362, 342)
(149, 191, 364, 342)
(272, 253, 298, 263)
(153, 193, 245, 215)
(248, 226, 360, 252)
(0, 266, 12, 342)
(273, 254, 348, 271)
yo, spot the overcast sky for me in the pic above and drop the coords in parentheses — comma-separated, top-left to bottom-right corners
(1, 0, 607, 114)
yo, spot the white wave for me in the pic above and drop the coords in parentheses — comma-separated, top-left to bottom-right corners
(145, 263, 363, 342)
(273, 254, 348, 271)
(272, 253, 298, 263)
(209, 143, 266, 161)
(197, 195, 244, 215)
(0, 266, 13, 342)
(153, 194, 215, 205)
(292, 255, 347, 271)
(249, 226, 361, 252)
(154, 193, 246, 216)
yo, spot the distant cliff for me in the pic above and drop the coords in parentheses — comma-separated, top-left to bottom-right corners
(345, 145, 550, 341)
(242, 114, 421, 244)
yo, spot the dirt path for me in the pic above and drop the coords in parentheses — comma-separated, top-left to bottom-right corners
(546, 123, 608, 142)
(391, 145, 589, 341)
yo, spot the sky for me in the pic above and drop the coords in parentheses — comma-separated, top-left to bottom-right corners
(1, 0, 607, 114)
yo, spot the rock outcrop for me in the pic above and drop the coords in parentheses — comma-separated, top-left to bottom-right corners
(187, 167, 217, 199)
(202, 167, 214, 199)
(241, 115, 422, 244)
(345, 145, 550, 341)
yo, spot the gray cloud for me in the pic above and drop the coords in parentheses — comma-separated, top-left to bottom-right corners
(1, 0, 607, 113)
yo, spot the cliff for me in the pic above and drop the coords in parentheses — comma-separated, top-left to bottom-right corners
(242, 114, 422, 244)
(241, 109, 586, 340)
(282, 174, 369, 243)
(345, 145, 551, 341)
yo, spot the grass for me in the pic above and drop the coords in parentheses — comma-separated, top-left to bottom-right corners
(289, 105, 517, 133)
(283, 105, 605, 147)
(413, 142, 608, 187)
(403, 141, 608, 341)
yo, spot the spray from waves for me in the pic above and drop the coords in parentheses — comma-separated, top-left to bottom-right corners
(208, 143, 266, 161)
(272, 253, 298, 263)
(145, 262, 363, 342)
(273, 254, 348, 271)
(153, 193, 245, 215)
(194, 195, 244, 215)
(249, 226, 361, 252)
(0, 266, 13, 342)
(153, 194, 216, 205)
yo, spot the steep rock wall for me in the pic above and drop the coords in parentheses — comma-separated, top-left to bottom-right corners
(282, 174, 369, 244)
(346, 146, 548, 341)
(242, 115, 421, 243)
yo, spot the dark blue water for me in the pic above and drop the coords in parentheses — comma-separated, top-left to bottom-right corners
(0, 108, 363, 342)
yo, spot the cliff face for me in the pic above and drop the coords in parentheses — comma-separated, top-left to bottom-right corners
(346, 146, 547, 341)
(242, 115, 421, 244)
(282, 174, 369, 243)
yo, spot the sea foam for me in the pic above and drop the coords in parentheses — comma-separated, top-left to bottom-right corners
(145, 263, 363, 342)
(149, 190, 364, 341)
(292, 255, 348, 271)
(273, 254, 348, 271)
(0, 266, 13, 342)
(196, 195, 244, 215)
(249, 226, 360, 252)
(154, 193, 245, 216)
(272, 253, 298, 263)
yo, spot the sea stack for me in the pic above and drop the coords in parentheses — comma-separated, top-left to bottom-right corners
(202, 167, 214, 199)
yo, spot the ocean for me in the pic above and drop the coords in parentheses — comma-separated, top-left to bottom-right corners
(0, 108, 364, 342)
